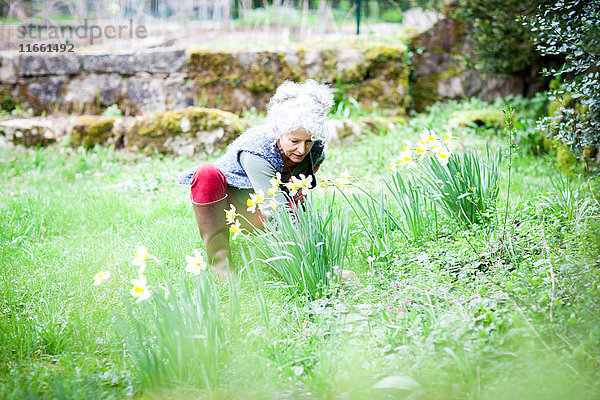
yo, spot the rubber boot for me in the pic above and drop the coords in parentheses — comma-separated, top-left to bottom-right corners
(192, 196, 231, 279)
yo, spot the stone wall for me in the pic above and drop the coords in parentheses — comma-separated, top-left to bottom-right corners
(0, 15, 540, 118)
(0, 44, 410, 116)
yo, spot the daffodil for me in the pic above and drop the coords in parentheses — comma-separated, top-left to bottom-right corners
(185, 249, 207, 275)
(247, 190, 266, 213)
(285, 177, 303, 196)
(319, 178, 329, 188)
(229, 219, 242, 239)
(389, 161, 399, 172)
(130, 275, 151, 302)
(267, 185, 281, 196)
(443, 130, 453, 142)
(269, 172, 282, 188)
(132, 245, 151, 274)
(435, 146, 451, 166)
(296, 174, 313, 196)
(93, 270, 111, 286)
(264, 198, 278, 210)
(334, 173, 351, 188)
(224, 204, 237, 225)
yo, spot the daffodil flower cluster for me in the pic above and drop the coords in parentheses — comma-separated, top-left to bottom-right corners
(389, 128, 455, 171)
(224, 204, 243, 240)
(319, 173, 352, 189)
(130, 245, 154, 302)
(93, 246, 211, 303)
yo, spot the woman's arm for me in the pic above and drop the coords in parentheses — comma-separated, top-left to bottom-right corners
(239, 151, 291, 216)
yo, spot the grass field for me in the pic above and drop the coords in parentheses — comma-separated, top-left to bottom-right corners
(1, 98, 599, 399)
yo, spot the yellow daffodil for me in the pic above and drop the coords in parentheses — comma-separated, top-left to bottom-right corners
(93, 270, 111, 286)
(246, 190, 266, 213)
(334, 173, 351, 188)
(130, 275, 151, 302)
(265, 199, 278, 210)
(132, 245, 150, 274)
(435, 146, 451, 166)
(296, 174, 313, 196)
(285, 177, 303, 196)
(269, 172, 282, 188)
(229, 219, 241, 239)
(444, 130, 453, 142)
(185, 249, 207, 275)
(267, 185, 280, 196)
(420, 129, 439, 149)
(224, 204, 237, 225)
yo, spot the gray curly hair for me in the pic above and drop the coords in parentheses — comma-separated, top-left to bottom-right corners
(266, 79, 334, 141)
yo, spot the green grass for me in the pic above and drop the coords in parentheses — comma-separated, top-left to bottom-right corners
(1, 99, 599, 399)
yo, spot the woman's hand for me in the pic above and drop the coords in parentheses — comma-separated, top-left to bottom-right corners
(293, 190, 306, 204)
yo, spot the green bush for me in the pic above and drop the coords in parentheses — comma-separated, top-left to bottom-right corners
(421, 148, 501, 225)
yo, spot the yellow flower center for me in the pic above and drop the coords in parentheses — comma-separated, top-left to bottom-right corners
(134, 286, 144, 293)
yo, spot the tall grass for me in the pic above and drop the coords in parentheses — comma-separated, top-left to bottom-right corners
(385, 172, 437, 242)
(250, 196, 350, 300)
(421, 148, 501, 225)
(119, 276, 221, 391)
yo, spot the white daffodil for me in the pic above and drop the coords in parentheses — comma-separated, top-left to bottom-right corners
(224, 204, 237, 225)
(264, 198, 278, 210)
(130, 275, 151, 302)
(389, 161, 399, 172)
(296, 174, 313, 196)
(284, 177, 302, 196)
(435, 146, 451, 166)
(334, 173, 351, 188)
(229, 220, 242, 240)
(185, 249, 207, 276)
(443, 130, 454, 142)
(247, 190, 266, 213)
(132, 245, 150, 274)
(269, 172, 282, 188)
(93, 270, 111, 286)
(267, 185, 281, 196)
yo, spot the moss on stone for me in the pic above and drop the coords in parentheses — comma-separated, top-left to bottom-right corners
(411, 75, 441, 113)
(70, 116, 116, 148)
(0, 88, 18, 111)
(449, 108, 505, 129)
(556, 145, 576, 175)
(127, 106, 243, 155)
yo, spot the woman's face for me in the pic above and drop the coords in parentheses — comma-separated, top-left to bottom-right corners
(278, 127, 314, 163)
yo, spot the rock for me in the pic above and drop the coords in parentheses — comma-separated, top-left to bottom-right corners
(0, 118, 56, 147)
(19, 53, 80, 76)
(125, 106, 243, 156)
(80, 50, 186, 74)
(81, 53, 137, 74)
(63, 73, 124, 108)
(25, 76, 67, 105)
(0, 53, 18, 84)
(70, 115, 119, 148)
(126, 75, 168, 114)
(325, 119, 362, 146)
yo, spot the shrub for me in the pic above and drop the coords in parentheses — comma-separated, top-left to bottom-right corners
(524, 0, 600, 154)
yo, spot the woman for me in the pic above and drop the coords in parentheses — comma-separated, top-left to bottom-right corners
(178, 79, 334, 276)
